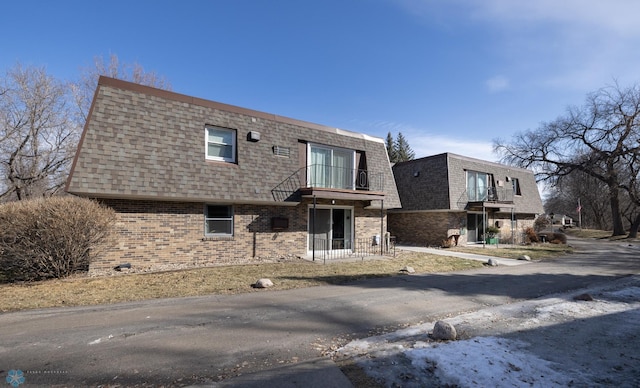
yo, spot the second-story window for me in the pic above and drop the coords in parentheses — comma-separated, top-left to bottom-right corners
(512, 178, 522, 196)
(467, 170, 489, 201)
(308, 144, 355, 190)
(206, 126, 236, 163)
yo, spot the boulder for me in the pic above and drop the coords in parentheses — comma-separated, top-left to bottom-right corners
(399, 266, 415, 274)
(574, 293, 594, 301)
(432, 320, 457, 341)
(518, 255, 531, 261)
(253, 278, 274, 288)
(487, 258, 499, 266)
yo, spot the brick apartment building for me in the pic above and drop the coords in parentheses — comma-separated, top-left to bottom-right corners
(66, 77, 401, 270)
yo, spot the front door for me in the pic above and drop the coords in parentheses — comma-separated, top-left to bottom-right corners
(308, 207, 353, 251)
(467, 213, 486, 243)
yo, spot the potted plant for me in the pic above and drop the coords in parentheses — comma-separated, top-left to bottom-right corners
(485, 225, 500, 244)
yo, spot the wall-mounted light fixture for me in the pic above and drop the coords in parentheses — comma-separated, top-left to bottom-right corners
(247, 131, 261, 142)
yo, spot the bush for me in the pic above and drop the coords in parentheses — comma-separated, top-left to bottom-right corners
(0, 196, 115, 282)
(546, 232, 568, 244)
(524, 226, 539, 243)
(534, 215, 551, 232)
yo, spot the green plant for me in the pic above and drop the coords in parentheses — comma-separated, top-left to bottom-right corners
(486, 225, 501, 237)
(0, 196, 115, 282)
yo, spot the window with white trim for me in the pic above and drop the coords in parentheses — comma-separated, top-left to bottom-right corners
(206, 126, 236, 162)
(205, 205, 234, 236)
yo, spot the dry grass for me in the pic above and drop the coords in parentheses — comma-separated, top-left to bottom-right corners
(0, 251, 484, 312)
(449, 244, 574, 260)
(564, 228, 615, 239)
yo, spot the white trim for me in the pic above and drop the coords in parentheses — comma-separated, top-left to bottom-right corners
(205, 125, 236, 163)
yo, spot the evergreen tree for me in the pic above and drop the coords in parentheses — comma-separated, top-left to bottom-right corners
(395, 132, 415, 162)
(385, 132, 397, 162)
(385, 131, 415, 163)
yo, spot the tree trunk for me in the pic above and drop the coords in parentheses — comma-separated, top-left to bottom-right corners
(609, 186, 626, 236)
(628, 213, 640, 238)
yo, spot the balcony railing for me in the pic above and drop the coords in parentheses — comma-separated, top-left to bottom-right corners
(272, 165, 384, 201)
(467, 187, 514, 203)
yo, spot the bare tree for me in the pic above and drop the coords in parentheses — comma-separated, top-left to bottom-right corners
(0, 64, 78, 201)
(71, 54, 171, 123)
(544, 171, 611, 230)
(619, 148, 640, 237)
(494, 83, 640, 236)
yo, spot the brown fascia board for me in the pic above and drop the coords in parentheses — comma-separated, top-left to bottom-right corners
(93, 76, 384, 144)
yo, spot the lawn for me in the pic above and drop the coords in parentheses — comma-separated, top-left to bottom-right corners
(449, 243, 574, 260)
(0, 246, 571, 313)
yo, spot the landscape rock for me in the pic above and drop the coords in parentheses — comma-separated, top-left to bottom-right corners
(574, 293, 594, 301)
(518, 255, 531, 261)
(399, 266, 415, 274)
(253, 278, 274, 288)
(487, 258, 499, 266)
(432, 320, 457, 341)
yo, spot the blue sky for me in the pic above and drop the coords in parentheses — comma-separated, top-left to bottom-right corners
(3, 0, 640, 161)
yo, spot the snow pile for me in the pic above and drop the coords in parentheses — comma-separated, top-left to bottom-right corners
(335, 280, 640, 387)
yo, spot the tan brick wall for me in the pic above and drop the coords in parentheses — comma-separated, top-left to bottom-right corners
(388, 211, 466, 247)
(389, 211, 538, 247)
(93, 198, 387, 270)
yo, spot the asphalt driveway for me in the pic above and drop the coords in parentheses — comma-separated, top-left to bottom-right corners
(1, 237, 639, 386)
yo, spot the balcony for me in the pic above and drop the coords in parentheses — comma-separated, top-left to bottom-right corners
(465, 186, 515, 210)
(272, 164, 385, 202)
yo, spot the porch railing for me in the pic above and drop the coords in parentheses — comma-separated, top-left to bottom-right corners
(309, 236, 396, 262)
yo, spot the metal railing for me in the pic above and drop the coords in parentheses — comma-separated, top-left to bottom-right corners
(309, 236, 396, 262)
(272, 165, 385, 201)
(467, 187, 514, 202)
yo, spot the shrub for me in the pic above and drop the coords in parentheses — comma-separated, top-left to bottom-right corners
(524, 226, 539, 243)
(0, 196, 115, 282)
(547, 232, 568, 244)
(534, 215, 551, 232)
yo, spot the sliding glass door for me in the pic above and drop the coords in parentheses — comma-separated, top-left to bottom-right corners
(308, 207, 353, 251)
(309, 144, 355, 190)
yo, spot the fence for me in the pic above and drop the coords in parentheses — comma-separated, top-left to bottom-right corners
(309, 236, 396, 263)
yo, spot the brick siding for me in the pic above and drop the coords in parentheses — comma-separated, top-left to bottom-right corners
(93, 198, 387, 271)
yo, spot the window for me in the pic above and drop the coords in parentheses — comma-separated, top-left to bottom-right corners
(512, 178, 522, 196)
(206, 126, 236, 162)
(467, 171, 489, 201)
(308, 144, 355, 189)
(205, 205, 233, 236)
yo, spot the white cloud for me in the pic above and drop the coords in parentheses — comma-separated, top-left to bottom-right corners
(485, 75, 509, 93)
(395, 0, 640, 92)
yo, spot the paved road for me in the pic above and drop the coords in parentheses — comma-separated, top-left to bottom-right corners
(1, 238, 639, 386)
